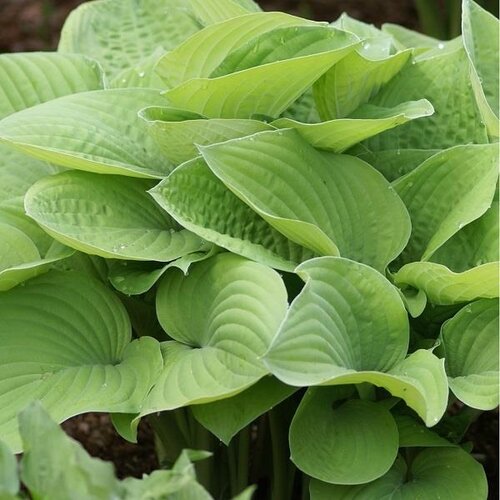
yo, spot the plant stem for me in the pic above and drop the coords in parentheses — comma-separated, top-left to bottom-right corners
(446, 0, 462, 38)
(414, 0, 447, 39)
(269, 408, 289, 500)
(236, 427, 250, 494)
(356, 383, 376, 401)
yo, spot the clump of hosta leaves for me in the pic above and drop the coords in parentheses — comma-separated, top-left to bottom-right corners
(0, 0, 498, 499)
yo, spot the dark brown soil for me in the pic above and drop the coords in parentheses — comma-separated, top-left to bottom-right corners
(62, 413, 158, 479)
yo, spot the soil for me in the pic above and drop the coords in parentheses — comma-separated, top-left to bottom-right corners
(1, 1, 498, 498)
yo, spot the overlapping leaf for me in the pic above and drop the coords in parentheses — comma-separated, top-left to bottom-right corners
(272, 100, 433, 152)
(141, 107, 272, 164)
(0, 271, 162, 452)
(150, 158, 315, 272)
(139, 254, 288, 414)
(200, 129, 410, 271)
(187, 0, 260, 26)
(310, 448, 487, 499)
(163, 28, 358, 119)
(155, 12, 317, 87)
(392, 144, 498, 263)
(290, 386, 399, 484)
(264, 257, 448, 425)
(362, 47, 488, 150)
(25, 170, 207, 262)
(0, 89, 174, 178)
(441, 299, 499, 410)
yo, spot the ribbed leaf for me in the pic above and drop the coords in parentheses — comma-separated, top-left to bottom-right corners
(0, 89, 174, 178)
(314, 49, 411, 119)
(310, 448, 487, 499)
(150, 158, 314, 272)
(155, 12, 316, 87)
(362, 47, 488, 150)
(462, 0, 499, 137)
(192, 377, 296, 444)
(110, 50, 166, 90)
(441, 299, 499, 410)
(58, 0, 201, 78)
(187, 0, 259, 25)
(163, 33, 358, 119)
(382, 23, 448, 51)
(0, 52, 103, 119)
(272, 100, 433, 152)
(200, 129, 410, 271)
(290, 386, 399, 484)
(264, 257, 448, 425)
(0, 223, 40, 272)
(139, 254, 288, 414)
(393, 144, 498, 263)
(25, 170, 207, 262)
(394, 262, 499, 305)
(0, 271, 162, 452)
(141, 107, 272, 164)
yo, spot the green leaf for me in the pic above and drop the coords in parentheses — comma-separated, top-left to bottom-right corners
(187, 0, 258, 25)
(19, 402, 119, 500)
(141, 106, 272, 164)
(264, 257, 409, 384)
(0, 223, 40, 272)
(110, 50, 167, 90)
(332, 13, 387, 43)
(0, 271, 162, 452)
(430, 201, 499, 272)
(361, 47, 488, 150)
(155, 12, 316, 87)
(290, 386, 399, 484)
(462, 0, 499, 137)
(395, 415, 453, 447)
(0, 52, 103, 120)
(392, 144, 498, 263)
(58, 0, 201, 78)
(200, 129, 410, 271)
(310, 447, 488, 499)
(192, 376, 296, 444)
(441, 299, 499, 410)
(139, 254, 288, 414)
(264, 257, 448, 425)
(381, 23, 448, 51)
(272, 100, 434, 152)
(108, 247, 218, 296)
(0, 442, 18, 496)
(394, 262, 499, 305)
(25, 170, 207, 262)
(0, 89, 175, 178)
(353, 148, 439, 182)
(150, 157, 315, 272)
(313, 49, 412, 120)
(163, 33, 358, 119)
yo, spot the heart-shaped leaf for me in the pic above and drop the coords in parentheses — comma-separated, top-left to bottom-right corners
(139, 253, 288, 414)
(25, 170, 207, 262)
(290, 386, 399, 484)
(150, 158, 314, 272)
(0, 271, 162, 452)
(441, 299, 499, 409)
(394, 415, 453, 448)
(200, 129, 410, 271)
(264, 257, 448, 425)
(0, 89, 174, 178)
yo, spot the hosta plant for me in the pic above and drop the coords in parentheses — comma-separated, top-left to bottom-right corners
(0, 0, 498, 499)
